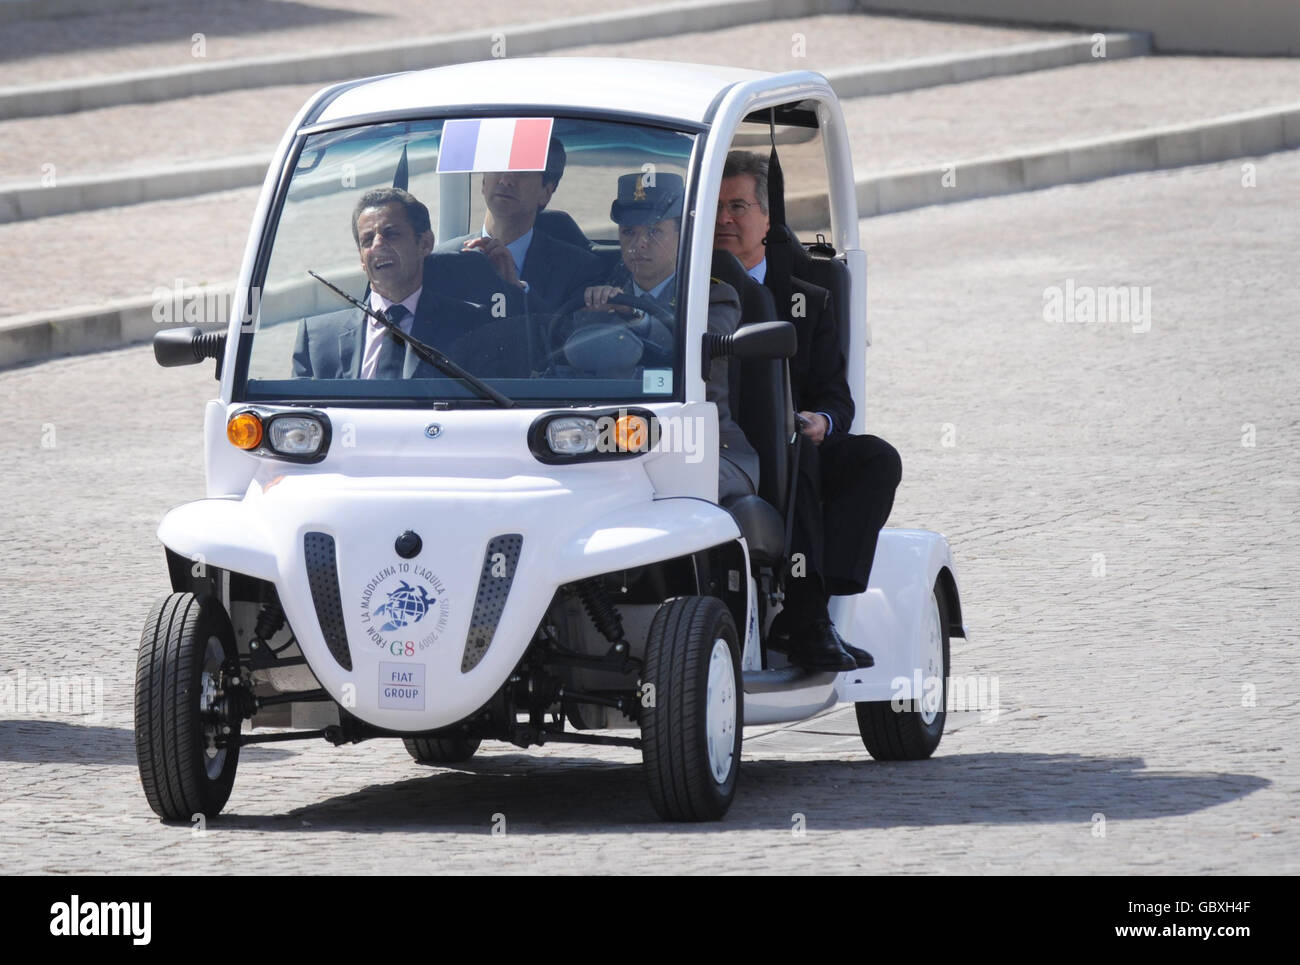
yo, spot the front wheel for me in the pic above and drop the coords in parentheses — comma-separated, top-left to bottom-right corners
(134, 593, 242, 820)
(855, 578, 950, 760)
(641, 596, 743, 821)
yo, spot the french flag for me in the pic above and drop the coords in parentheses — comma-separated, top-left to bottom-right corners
(437, 118, 554, 173)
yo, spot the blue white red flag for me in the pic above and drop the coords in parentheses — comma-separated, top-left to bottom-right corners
(436, 118, 554, 173)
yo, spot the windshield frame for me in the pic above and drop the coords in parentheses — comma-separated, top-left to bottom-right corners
(230, 106, 707, 409)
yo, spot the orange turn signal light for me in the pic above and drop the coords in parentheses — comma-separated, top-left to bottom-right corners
(227, 411, 263, 450)
(614, 414, 649, 452)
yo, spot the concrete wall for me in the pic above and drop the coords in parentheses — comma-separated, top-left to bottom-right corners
(861, 1, 1300, 55)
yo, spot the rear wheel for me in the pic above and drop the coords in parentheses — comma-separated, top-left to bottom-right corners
(641, 596, 742, 821)
(403, 735, 481, 763)
(855, 579, 950, 760)
(134, 593, 242, 820)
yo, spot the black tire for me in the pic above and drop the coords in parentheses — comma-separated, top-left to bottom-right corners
(641, 596, 743, 821)
(403, 734, 481, 763)
(855, 578, 951, 760)
(134, 593, 241, 820)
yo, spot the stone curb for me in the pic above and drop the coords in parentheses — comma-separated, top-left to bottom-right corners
(0, 31, 1146, 224)
(0, 154, 272, 223)
(5, 103, 1298, 370)
(845, 100, 1300, 220)
(0, 0, 852, 121)
(0, 286, 230, 369)
(821, 29, 1148, 98)
(0, 0, 160, 26)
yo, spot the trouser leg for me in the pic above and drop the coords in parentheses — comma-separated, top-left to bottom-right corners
(819, 433, 902, 596)
(784, 437, 828, 622)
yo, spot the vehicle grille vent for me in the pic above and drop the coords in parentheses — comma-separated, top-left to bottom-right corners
(461, 534, 523, 673)
(304, 532, 352, 671)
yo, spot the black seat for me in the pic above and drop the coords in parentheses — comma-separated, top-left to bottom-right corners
(535, 209, 592, 251)
(788, 229, 851, 360)
(721, 494, 785, 565)
(423, 250, 525, 313)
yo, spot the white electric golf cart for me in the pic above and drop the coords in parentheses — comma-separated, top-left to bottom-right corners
(138, 58, 967, 822)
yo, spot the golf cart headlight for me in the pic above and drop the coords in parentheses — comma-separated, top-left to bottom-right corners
(546, 417, 599, 455)
(267, 416, 325, 456)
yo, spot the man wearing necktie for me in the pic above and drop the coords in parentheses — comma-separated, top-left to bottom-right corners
(713, 150, 902, 672)
(293, 188, 487, 380)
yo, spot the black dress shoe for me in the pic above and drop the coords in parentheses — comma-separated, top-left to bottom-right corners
(788, 617, 857, 672)
(836, 635, 875, 669)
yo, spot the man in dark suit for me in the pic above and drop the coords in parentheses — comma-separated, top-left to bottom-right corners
(293, 187, 485, 380)
(579, 172, 759, 500)
(437, 137, 603, 311)
(716, 150, 902, 672)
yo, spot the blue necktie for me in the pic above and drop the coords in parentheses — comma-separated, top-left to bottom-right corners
(373, 304, 408, 379)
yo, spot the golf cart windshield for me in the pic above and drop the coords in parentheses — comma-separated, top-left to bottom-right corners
(235, 114, 697, 406)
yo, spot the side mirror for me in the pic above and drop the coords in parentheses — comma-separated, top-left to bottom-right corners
(702, 320, 797, 375)
(154, 326, 226, 368)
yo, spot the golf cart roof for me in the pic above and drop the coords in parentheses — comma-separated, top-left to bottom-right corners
(310, 57, 792, 129)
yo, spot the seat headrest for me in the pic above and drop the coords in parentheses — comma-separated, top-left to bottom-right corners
(422, 250, 514, 303)
(535, 210, 592, 251)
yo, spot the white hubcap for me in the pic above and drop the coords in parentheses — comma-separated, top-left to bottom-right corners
(705, 638, 737, 783)
(919, 593, 944, 725)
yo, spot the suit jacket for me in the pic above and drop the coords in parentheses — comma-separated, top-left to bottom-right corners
(768, 275, 854, 435)
(291, 287, 486, 380)
(438, 227, 603, 311)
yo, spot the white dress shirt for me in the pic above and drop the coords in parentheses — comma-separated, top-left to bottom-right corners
(482, 225, 532, 292)
(360, 287, 421, 379)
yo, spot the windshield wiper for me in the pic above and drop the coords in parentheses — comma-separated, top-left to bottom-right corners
(307, 270, 514, 408)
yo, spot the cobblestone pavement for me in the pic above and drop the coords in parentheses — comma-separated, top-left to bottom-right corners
(1, 150, 1296, 873)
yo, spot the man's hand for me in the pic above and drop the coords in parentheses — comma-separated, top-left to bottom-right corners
(797, 410, 829, 445)
(583, 285, 634, 314)
(463, 236, 524, 288)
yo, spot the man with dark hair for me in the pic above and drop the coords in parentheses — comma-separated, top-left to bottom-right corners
(350, 185, 431, 246)
(715, 149, 902, 672)
(440, 136, 602, 310)
(293, 187, 485, 379)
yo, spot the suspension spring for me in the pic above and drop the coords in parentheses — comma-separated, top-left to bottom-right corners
(572, 579, 626, 648)
(253, 600, 286, 645)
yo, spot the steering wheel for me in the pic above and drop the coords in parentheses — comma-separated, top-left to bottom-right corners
(552, 290, 675, 324)
(535, 290, 676, 374)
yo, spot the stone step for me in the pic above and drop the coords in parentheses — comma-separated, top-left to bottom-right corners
(0, 0, 852, 119)
(0, 33, 1148, 222)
